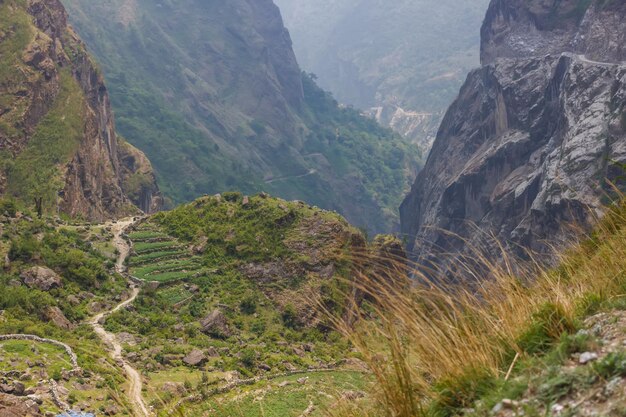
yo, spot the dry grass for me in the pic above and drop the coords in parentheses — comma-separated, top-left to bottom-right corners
(328, 200, 626, 417)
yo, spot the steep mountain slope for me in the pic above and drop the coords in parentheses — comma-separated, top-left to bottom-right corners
(0, 0, 160, 220)
(61, 0, 420, 234)
(400, 0, 626, 268)
(274, 0, 490, 149)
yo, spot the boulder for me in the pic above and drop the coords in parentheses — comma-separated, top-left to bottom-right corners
(161, 382, 186, 396)
(206, 347, 220, 358)
(183, 349, 206, 367)
(103, 403, 119, 416)
(20, 267, 61, 291)
(44, 307, 75, 330)
(0, 392, 41, 416)
(200, 310, 232, 338)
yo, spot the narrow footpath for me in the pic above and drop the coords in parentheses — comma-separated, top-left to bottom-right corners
(87, 218, 150, 417)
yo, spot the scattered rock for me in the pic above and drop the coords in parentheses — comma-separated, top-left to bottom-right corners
(297, 377, 308, 385)
(104, 403, 119, 415)
(11, 382, 24, 397)
(44, 307, 75, 330)
(162, 382, 186, 396)
(117, 332, 138, 346)
(342, 357, 369, 371)
(66, 295, 80, 306)
(550, 403, 564, 415)
(206, 347, 220, 357)
(282, 362, 297, 372)
(341, 390, 365, 401)
(0, 384, 14, 394)
(579, 352, 599, 364)
(183, 349, 207, 367)
(258, 363, 271, 371)
(20, 267, 61, 291)
(0, 392, 41, 416)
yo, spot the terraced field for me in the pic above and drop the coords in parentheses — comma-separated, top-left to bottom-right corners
(127, 224, 206, 283)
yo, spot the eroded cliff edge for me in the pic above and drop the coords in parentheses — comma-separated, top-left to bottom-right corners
(0, 0, 160, 219)
(400, 0, 626, 268)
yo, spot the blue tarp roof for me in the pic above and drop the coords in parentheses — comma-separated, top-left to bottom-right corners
(56, 412, 95, 417)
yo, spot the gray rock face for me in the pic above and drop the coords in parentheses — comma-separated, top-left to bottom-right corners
(20, 267, 62, 291)
(481, 0, 626, 65)
(400, 0, 626, 270)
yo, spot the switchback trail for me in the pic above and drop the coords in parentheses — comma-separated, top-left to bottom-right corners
(88, 218, 150, 417)
(265, 169, 317, 184)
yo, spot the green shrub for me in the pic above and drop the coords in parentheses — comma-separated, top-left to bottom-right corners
(517, 303, 576, 355)
(0, 198, 18, 217)
(592, 352, 626, 379)
(239, 348, 257, 369)
(282, 304, 299, 329)
(239, 295, 257, 315)
(431, 368, 497, 417)
(222, 192, 243, 203)
(8, 235, 40, 262)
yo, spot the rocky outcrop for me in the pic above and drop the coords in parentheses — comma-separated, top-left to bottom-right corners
(44, 306, 75, 330)
(20, 266, 61, 291)
(118, 139, 162, 213)
(0, 0, 159, 220)
(400, 0, 626, 270)
(0, 393, 41, 417)
(182, 349, 207, 367)
(481, 0, 626, 64)
(199, 310, 232, 339)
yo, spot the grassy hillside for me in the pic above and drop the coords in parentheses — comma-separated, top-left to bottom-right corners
(61, 0, 421, 234)
(328, 201, 626, 416)
(85, 193, 384, 414)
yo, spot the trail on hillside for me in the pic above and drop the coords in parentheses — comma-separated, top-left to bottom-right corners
(563, 52, 626, 68)
(88, 218, 150, 417)
(265, 169, 317, 184)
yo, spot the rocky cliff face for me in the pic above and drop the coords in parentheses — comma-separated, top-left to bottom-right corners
(0, 0, 160, 220)
(400, 0, 626, 268)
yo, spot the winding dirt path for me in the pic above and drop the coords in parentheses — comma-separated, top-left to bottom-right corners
(265, 169, 317, 184)
(88, 218, 150, 417)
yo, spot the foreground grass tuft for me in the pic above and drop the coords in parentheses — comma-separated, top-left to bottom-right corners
(330, 200, 626, 417)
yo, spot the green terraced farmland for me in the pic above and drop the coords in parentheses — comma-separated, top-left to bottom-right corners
(133, 240, 184, 254)
(128, 224, 205, 283)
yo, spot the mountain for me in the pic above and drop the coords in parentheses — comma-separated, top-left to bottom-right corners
(0, 0, 161, 220)
(274, 0, 490, 149)
(60, 0, 421, 234)
(400, 0, 626, 268)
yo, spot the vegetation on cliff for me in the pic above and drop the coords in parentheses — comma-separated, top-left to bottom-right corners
(61, 0, 420, 233)
(0, 0, 160, 220)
